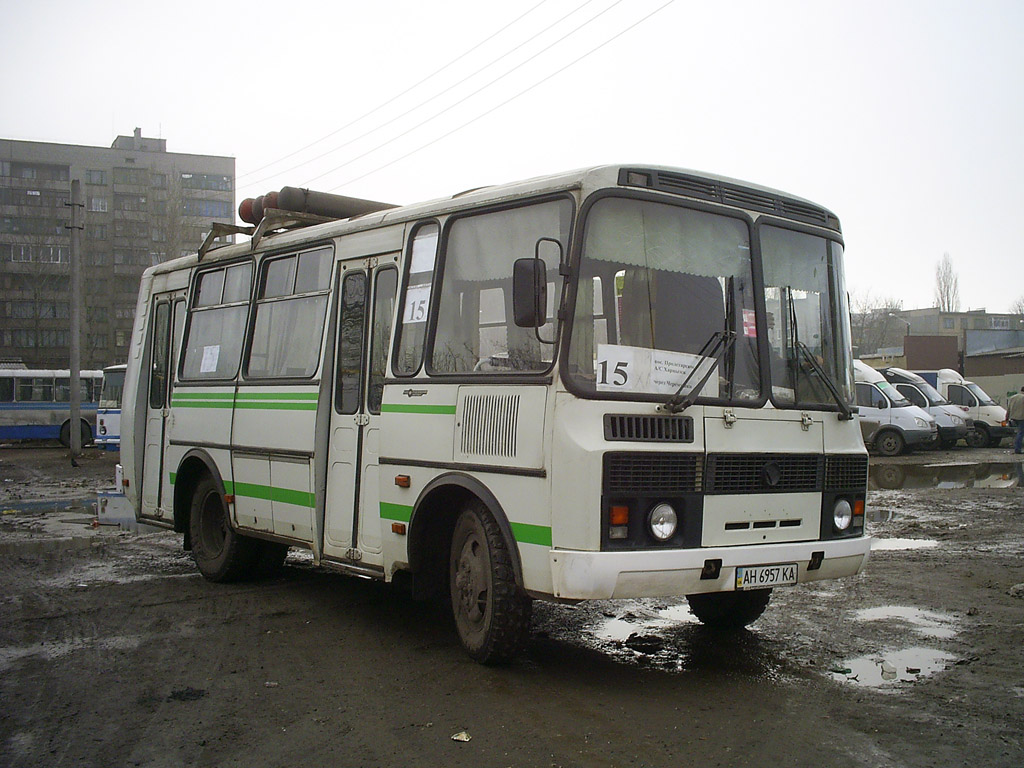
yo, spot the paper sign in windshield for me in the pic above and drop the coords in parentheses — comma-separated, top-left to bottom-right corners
(596, 344, 719, 397)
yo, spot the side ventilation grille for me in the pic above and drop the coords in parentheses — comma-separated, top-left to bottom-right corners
(604, 414, 693, 443)
(460, 394, 519, 458)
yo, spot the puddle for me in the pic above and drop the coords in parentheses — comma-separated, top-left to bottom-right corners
(869, 462, 1022, 490)
(854, 606, 957, 639)
(871, 538, 939, 551)
(593, 602, 699, 643)
(830, 647, 957, 688)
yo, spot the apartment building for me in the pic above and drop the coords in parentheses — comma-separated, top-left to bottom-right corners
(0, 129, 234, 369)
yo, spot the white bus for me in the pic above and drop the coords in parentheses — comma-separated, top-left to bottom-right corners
(95, 364, 127, 449)
(120, 166, 870, 663)
(0, 369, 103, 445)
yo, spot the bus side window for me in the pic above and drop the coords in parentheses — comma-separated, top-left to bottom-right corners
(394, 223, 439, 376)
(368, 267, 398, 413)
(335, 271, 366, 414)
(247, 247, 332, 379)
(182, 261, 252, 381)
(0, 377, 12, 402)
(150, 302, 171, 409)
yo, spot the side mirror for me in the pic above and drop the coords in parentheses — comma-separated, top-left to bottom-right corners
(513, 259, 547, 328)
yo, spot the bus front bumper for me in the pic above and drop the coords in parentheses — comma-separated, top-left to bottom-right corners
(549, 536, 872, 600)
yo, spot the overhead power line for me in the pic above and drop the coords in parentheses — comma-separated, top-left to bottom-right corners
(240, 0, 602, 195)
(304, 0, 629, 187)
(325, 0, 675, 192)
(236, 0, 554, 187)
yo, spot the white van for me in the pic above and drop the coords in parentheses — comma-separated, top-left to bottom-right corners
(913, 369, 1011, 448)
(879, 367, 971, 449)
(854, 360, 937, 456)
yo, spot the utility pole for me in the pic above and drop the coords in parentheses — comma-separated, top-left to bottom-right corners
(66, 180, 84, 462)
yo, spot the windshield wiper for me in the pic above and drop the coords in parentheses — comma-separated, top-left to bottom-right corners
(782, 287, 853, 420)
(794, 340, 855, 420)
(661, 330, 735, 414)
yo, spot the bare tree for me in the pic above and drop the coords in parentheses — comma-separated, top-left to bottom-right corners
(1010, 295, 1024, 317)
(934, 252, 960, 312)
(849, 289, 904, 355)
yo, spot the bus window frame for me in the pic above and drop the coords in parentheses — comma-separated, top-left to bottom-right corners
(392, 219, 441, 379)
(421, 193, 576, 381)
(559, 188, 765, 408)
(243, 243, 334, 382)
(179, 256, 255, 384)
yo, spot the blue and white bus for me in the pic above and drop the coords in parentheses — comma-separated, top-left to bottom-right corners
(95, 364, 126, 449)
(0, 369, 103, 445)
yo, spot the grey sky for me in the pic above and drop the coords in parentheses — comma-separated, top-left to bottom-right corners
(3, 0, 1022, 312)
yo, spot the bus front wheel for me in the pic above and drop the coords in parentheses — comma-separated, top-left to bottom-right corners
(189, 475, 256, 582)
(449, 501, 532, 664)
(686, 589, 772, 630)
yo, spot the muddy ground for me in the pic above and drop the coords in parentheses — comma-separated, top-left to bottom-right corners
(1, 443, 1022, 768)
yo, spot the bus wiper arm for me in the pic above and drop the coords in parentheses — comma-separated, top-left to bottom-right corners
(662, 330, 735, 414)
(795, 341, 855, 420)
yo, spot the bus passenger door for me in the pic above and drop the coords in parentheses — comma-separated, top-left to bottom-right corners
(323, 262, 398, 564)
(141, 293, 184, 519)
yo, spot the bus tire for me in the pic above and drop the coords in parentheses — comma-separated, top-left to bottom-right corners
(449, 500, 532, 664)
(874, 429, 905, 457)
(189, 474, 257, 582)
(686, 589, 772, 630)
(59, 419, 93, 448)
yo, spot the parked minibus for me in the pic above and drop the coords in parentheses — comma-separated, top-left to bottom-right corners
(854, 360, 936, 455)
(914, 369, 1010, 448)
(120, 166, 871, 663)
(879, 367, 970, 448)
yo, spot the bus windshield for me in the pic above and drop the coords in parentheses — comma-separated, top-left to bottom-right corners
(567, 197, 761, 403)
(100, 368, 125, 409)
(761, 227, 854, 409)
(966, 382, 996, 406)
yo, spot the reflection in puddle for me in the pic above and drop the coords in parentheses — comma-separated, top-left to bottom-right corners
(871, 538, 939, 551)
(593, 603, 698, 643)
(830, 647, 956, 688)
(854, 606, 957, 639)
(869, 461, 1022, 490)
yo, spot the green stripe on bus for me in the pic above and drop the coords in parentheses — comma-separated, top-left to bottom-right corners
(169, 472, 176, 485)
(172, 392, 235, 400)
(233, 401, 317, 411)
(225, 481, 315, 509)
(380, 502, 413, 522)
(510, 521, 553, 547)
(170, 400, 235, 408)
(235, 392, 318, 400)
(380, 404, 457, 415)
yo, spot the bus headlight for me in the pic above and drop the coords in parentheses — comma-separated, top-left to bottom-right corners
(833, 499, 853, 532)
(648, 503, 678, 541)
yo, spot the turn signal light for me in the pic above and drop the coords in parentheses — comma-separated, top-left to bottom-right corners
(853, 499, 865, 517)
(609, 505, 629, 525)
(394, 475, 411, 488)
(391, 522, 407, 535)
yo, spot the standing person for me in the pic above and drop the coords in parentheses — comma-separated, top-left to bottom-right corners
(1007, 385, 1024, 455)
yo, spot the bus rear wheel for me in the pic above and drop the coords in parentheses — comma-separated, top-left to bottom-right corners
(449, 501, 531, 664)
(189, 475, 257, 582)
(59, 419, 93, 448)
(687, 589, 772, 630)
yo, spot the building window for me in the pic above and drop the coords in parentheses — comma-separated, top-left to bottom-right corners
(180, 173, 232, 192)
(943, 317, 954, 329)
(115, 329, 130, 346)
(151, 173, 167, 189)
(87, 306, 108, 322)
(86, 170, 107, 185)
(991, 316, 1010, 329)
(183, 198, 233, 219)
(114, 167, 149, 185)
(961, 318, 969, 329)
(114, 194, 146, 212)
(89, 197, 109, 213)
(87, 224, 108, 239)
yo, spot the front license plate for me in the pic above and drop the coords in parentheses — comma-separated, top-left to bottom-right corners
(735, 563, 798, 590)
